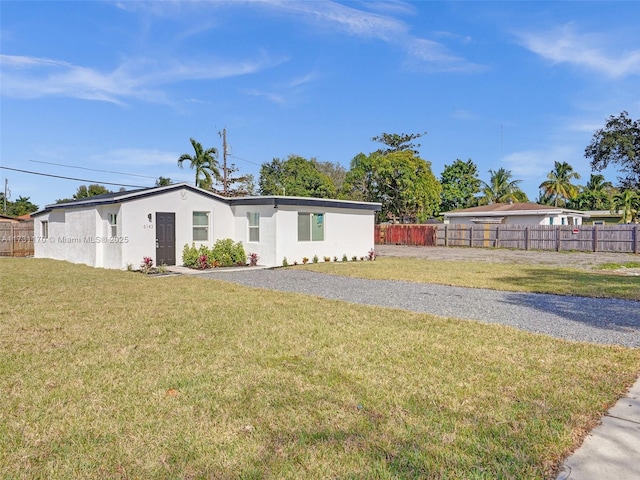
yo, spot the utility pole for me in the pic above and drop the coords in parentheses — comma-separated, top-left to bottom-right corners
(222, 128, 228, 195)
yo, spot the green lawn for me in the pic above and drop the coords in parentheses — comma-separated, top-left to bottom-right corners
(2, 258, 639, 479)
(300, 257, 640, 301)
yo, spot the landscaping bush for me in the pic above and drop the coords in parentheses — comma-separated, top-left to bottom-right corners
(211, 239, 246, 267)
(182, 239, 247, 268)
(182, 243, 199, 268)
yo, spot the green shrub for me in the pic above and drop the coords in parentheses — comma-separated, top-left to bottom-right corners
(282, 257, 289, 267)
(182, 243, 199, 267)
(183, 239, 246, 268)
(211, 239, 246, 267)
(312, 255, 319, 263)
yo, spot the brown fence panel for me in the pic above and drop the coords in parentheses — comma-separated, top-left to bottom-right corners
(432, 224, 639, 254)
(374, 224, 437, 246)
(0, 222, 34, 257)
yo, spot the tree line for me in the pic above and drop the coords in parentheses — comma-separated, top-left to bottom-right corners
(6, 111, 638, 223)
(174, 111, 639, 223)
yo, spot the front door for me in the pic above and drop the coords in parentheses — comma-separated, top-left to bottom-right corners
(156, 212, 176, 266)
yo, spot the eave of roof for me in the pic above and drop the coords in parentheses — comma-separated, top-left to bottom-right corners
(31, 183, 381, 216)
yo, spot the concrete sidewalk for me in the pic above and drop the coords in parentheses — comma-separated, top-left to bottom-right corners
(556, 376, 640, 479)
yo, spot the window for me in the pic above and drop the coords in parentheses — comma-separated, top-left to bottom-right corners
(248, 212, 260, 242)
(41, 220, 49, 239)
(298, 213, 324, 241)
(108, 213, 117, 237)
(593, 220, 605, 225)
(193, 211, 209, 241)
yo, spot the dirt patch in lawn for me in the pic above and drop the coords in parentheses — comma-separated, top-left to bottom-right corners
(376, 245, 640, 275)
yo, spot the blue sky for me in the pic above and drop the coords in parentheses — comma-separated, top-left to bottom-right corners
(1, 1, 639, 209)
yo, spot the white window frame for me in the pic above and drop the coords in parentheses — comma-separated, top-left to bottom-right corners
(297, 212, 324, 242)
(192, 211, 209, 241)
(108, 213, 117, 237)
(248, 212, 260, 242)
(41, 220, 49, 239)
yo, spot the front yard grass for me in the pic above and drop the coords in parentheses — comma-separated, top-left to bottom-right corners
(2, 258, 639, 479)
(301, 257, 640, 301)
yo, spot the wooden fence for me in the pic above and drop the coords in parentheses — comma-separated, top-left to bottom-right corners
(0, 221, 34, 257)
(375, 223, 640, 254)
(375, 224, 438, 246)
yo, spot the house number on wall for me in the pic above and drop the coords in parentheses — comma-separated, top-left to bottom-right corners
(143, 224, 154, 229)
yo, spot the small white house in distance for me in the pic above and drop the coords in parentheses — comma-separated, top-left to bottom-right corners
(443, 203, 588, 225)
(31, 183, 381, 269)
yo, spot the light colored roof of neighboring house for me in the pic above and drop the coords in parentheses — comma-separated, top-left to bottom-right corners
(443, 202, 588, 218)
(582, 210, 623, 218)
(32, 183, 381, 217)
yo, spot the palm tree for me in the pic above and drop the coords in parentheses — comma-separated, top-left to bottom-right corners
(539, 161, 581, 207)
(177, 138, 220, 189)
(585, 173, 613, 193)
(611, 189, 640, 223)
(478, 168, 528, 205)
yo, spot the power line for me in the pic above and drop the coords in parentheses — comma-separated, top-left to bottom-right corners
(0, 166, 148, 188)
(28, 159, 157, 179)
(228, 154, 262, 167)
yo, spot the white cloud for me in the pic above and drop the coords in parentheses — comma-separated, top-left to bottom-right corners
(257, 0, 483, 72)
(406, 38, 486, 73)
(516, 23, 640, 78)
(0, 52, 284, 104)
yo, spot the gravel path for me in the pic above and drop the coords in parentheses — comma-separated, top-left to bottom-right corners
(201, 269, 640, 348)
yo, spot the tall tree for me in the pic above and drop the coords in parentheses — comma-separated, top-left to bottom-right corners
(215, 164, 255, 197)
(258, 155, 336, 198)
(178, 138, 220, 189)
(56, 184, 112, 203)
(477, 168, 528, 205)
(539, 161, 581, 207)
(570, 174, 616, 210)
(371, 132, 427, 155)
(585, 111, 640, 190)
(341, 153, 373, 201)
(610, 189, 640, 223)
(342, 150, 441, 222)
(5, 195, 38, 216)
(439, 158, 481, 211)
(155, 177, 173, 186)
(311, 159, 347, 192)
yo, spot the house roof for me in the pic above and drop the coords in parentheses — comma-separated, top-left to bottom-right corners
(444, 202, 588, 217)
(0, 214, 20, 222)
(32, 183, 381, 216)
(582, 210, 623, 218)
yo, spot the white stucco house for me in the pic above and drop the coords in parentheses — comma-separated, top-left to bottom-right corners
(31, 183, 381, 269)
(443, 203, 588, 225)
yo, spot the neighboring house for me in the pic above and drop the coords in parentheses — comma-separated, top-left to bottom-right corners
(443, 203, 588, 225)
(583, 210, 624, 225)
(31, 183, 381, 269)
(0, 214, 22, 223)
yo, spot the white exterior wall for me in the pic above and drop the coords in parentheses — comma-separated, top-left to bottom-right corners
(33, 208, 98, 266)
(119, 188, 233, 269)
(231, 204, 278, 267)
(446, 214, 583, 226)
(274, 205, 375, 265)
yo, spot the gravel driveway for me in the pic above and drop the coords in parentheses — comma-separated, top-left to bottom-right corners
(201, 266, 640, 348)
(376, 245, 640, 271)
